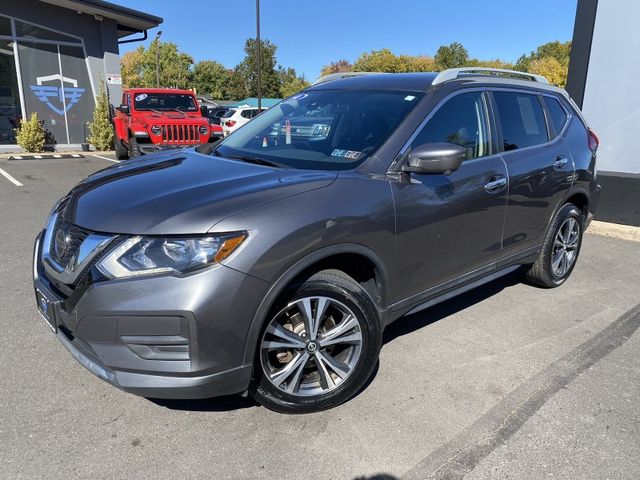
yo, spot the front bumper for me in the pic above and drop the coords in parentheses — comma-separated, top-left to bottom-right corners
(33, 231, 269, 399)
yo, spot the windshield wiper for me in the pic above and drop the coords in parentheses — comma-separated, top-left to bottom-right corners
(213, 148, 284, 168)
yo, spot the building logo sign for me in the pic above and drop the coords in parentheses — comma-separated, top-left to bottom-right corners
(30, 74, 85, 115)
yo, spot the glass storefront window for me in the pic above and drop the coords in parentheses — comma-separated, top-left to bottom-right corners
(14, 20, 81, 44)
(0, 15, 12, 37)
(0, 39, 22, 145)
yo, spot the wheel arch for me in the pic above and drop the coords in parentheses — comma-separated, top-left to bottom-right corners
(241, 243, 390, 366)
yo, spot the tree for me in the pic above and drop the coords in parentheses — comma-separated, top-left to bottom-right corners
(528, 57, 567, 87)
(120, 47, 145, 88)
(435, 42, 469, 69)
(467, 58, 514, 70)
(399, 55, 438, 72)
(193, 60, 229, 98)
(320, 59, 353, 77)
(87, 79, 114, 150)
(353, 48, 403, 72)
(235, 38, 281, 98)
(279, 67, 310, 97)
(515, 40, 571, 72)
(15, 113, 46, 152)
(120, 40, 193, 89)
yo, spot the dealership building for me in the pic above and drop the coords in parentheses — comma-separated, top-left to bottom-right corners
(0, 0, 160, 151)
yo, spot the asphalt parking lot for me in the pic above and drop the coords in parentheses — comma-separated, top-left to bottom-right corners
(1, 152, 639, 480)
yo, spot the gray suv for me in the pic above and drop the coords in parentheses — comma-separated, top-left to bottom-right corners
(33, 68, 600, 413)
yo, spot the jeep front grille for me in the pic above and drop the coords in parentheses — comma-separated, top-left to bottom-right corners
(161, 124, 200, 144)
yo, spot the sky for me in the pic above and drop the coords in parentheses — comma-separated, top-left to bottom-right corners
(119, 0, 578, 81)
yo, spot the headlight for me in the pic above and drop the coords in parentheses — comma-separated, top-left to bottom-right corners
(151, 125, 162, 136)
(199, 125, 209, 135)
(97, 232, 247, 279)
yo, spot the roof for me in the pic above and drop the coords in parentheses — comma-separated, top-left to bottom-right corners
(308, 71, 562, 94)
(232, 98, 282, 108)
(37, 0, 162, 37)
(124, 88, 196, 95)
(309, 72, 438, 92)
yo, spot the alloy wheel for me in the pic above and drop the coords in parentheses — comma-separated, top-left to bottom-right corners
(552, 217, 580, 277)
(260, 296, 363, 397)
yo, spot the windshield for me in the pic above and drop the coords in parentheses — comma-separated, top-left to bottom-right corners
(222, 109, 237, 118)
(134, 93, 197, 112)
(216, 90, 424, 170)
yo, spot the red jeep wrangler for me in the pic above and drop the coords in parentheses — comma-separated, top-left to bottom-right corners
(113, 88, 222, 160)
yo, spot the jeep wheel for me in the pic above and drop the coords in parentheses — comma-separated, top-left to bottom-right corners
(114, 139, 129, 160)
(250, 269, 382, 413)
(128, 136, 141, 157)
(524, 203, 584, 288)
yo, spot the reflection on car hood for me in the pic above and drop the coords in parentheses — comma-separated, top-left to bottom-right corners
(57, 149, 337, 235)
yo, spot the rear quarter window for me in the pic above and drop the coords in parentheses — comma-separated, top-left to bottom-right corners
(544, 96, 569, 135)
(493, 91, 549, 151)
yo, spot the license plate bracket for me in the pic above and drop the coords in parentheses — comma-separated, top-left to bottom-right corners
(36, 289, 57, 333)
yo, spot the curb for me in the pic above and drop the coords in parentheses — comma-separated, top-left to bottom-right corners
(587, 220, 640, 243)
(7, 153, 85, 160)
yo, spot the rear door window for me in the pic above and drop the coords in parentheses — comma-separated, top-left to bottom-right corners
(241, 110, 253, 119)
(493, 92, 548, 151)
(544, 96, 569, 135)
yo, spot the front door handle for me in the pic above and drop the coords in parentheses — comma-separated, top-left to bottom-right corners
(484, 176, 507, 193)
(553, 156, 569, 170)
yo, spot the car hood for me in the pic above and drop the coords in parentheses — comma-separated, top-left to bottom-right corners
(136, 111, 207, 123)
(57, 149, 337, 235)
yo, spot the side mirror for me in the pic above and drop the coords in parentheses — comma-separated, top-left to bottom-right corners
(200, 105, 209, 117)
(402, 142, 466, 175)
(119, 104, 129, 115)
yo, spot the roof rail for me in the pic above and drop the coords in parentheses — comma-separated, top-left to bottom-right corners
(432, 67, 549, 86)
(312, 71, 385, 86)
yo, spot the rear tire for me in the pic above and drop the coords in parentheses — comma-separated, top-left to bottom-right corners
(250, 269, 382, 413)
(114, 138, 129, 160)
(524, 203, 584, 288)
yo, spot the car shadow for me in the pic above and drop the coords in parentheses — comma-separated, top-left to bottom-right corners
(148, 394, 258, 412)
(382, 270, 523, 345)
(147, 270, 524, 413)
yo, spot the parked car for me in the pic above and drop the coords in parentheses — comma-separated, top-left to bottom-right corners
(206, 106, 232, 126)
(112, 88, 215, 159)
(34, 68, 600, 413)
(221, 106, 267, 136)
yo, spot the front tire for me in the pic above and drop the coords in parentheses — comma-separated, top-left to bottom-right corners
(250, 269, 382, 413)
(128, 135, 141, 157)
(524, 203, 584, 288)
(114, 138, 129, 160)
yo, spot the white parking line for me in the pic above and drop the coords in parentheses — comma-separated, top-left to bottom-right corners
(0, 167, 23, 186)
(91, 154, 120, 163)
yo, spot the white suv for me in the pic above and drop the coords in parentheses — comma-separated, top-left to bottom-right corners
(221, 106, 267, 136)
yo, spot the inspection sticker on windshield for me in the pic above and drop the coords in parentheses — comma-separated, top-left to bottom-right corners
(404, 95, 416, 101)
(135, 93, 147, 101)
(331, 149, 363, 160)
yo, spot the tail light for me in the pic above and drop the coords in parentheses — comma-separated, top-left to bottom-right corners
(588, 128, 599, 151)
(226, 120, 236, 127)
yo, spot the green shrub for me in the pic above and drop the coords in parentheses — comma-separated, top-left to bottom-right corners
(87, 80, 114, 150)
(15, 112, 46, 152)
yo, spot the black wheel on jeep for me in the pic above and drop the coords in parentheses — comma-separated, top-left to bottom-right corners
(250, 269, 382, 413)
(114, 138, 129, 160)
(524, 203, 585, 288)
(128, 135, 141, 158)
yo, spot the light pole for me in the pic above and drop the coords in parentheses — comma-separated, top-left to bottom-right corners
(155, 30, 162, 88)
(256, 0, 261, 111)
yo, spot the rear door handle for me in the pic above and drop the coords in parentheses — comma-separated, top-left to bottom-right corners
(553, 156, 569, 170)
(484, 176, 507, 193)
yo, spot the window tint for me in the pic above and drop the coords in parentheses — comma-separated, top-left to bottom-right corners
(222, 109, 236, 118)
(494, 92, 548, 151)
(544, 96, 569, 134)
(241, 110, 252, 119)
(412, 92, 490, 160)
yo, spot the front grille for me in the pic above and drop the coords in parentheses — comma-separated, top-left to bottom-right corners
(161, 124, 201, 144)
(49, 218, 92, 269)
